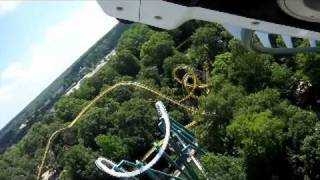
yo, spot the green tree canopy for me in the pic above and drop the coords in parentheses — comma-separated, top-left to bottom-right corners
(213, 52, 273, 92)
(296, 52, 320, 86)
(162, 51, 192, 77)
(109, 50, 140, 77)
(109, 98, 158, 158)
(77, 106, 117, 148)
(299, 123, 320, 179)
(61, 144, 104, 180)
(117, 24, 154, 57)
(55, 97, 88, 121)
(227, 111, 286, 180)
(140, 32, 175, 72)
(95, 134, 128, 161)
(200, 153, 246, 180)
(187, 25, 229, 67)
(227, 111, 285, 157)
(196, 83, 245, 152)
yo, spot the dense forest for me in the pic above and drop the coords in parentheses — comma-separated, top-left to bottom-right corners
(1, 21, 320, 180)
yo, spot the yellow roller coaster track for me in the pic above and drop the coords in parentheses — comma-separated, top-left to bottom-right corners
(173, 64, 209, 102)
(37, 66, 210, 180)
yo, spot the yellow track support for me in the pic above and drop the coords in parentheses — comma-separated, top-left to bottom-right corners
(37, 81, 206, 180)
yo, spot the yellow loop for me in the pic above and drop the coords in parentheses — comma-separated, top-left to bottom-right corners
(172, 65, 209, 102)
